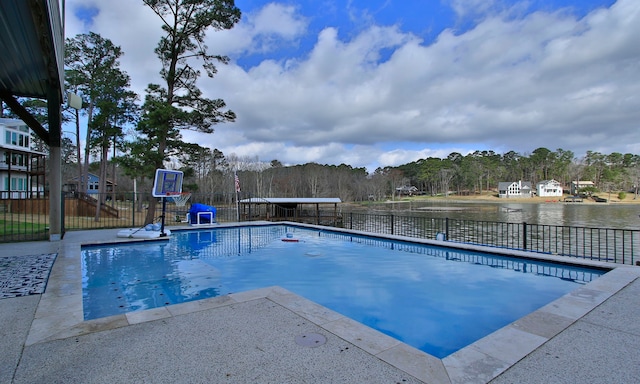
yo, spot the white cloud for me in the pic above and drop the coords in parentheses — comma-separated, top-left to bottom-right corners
(218, 0, 639, 164)
(63, 0, 640, 172)
(206, 3, 308, 56)
(66, 0, 164, 94)
(252, 3, 307, 38)
(447, 0, 500, 20)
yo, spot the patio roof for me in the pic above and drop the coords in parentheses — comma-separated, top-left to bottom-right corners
(0, 0, 64, 99)
(239, 198, 342, 204)
(0, 0, 64, 146)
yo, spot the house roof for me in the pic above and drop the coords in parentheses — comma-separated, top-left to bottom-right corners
(67, 173, 117, 185)
(395, 185, 418, 191)
(0, 117, 27, 128)
(0, 118, 48, 156)
(239, 198, 341, 204)
(498, 181, 532, 188)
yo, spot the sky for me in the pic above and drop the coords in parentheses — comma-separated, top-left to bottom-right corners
(64, 0, 639, 172)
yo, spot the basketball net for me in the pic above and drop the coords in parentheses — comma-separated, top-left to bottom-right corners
(168, 192, 191, 207)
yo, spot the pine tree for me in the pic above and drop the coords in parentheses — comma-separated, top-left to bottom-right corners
(137, 0, 241, 224)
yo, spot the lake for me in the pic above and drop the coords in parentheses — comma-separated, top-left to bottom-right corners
(352, 200, 640, 230)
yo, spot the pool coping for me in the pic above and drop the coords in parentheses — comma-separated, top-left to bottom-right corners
(29, 222, 640, 384)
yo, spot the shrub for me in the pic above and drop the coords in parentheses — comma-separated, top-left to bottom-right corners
(618, 192, 627, 200)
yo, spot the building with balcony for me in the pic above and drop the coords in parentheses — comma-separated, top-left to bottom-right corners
(0, 118, 46, 199)
(536, 179, 563, 197)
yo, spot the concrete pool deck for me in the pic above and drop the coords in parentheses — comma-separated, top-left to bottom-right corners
(2, 224, 640, 383)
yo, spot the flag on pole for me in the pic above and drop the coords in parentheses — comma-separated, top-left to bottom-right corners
(234, 171, 241, 221)
(234, 172, 241, 192)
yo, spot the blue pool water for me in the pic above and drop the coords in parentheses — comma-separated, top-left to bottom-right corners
(82, 225, 604, 358)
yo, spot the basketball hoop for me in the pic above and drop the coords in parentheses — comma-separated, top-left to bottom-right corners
(167, 192, 191, 207)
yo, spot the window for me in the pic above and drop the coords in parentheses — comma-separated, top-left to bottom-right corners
(3, 129, 29, 148)
(10, 177, 27, 191)
(10, 153, 26, 166)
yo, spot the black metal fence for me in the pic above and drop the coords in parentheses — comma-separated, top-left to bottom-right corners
(338, 212, 639, 265)
(0, 194, 50, 242)
(0, 192, 241, 242)
(1, 193, 638, 266)
(61, 192, 241, 232)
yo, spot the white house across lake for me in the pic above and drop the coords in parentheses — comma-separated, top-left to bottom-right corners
(536, 179, 563, 197)
(498, 180, 532, 198)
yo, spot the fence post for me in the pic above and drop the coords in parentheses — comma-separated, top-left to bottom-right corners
(349, 212, 353, 230)
(445, 217, 449, 240)
(61, 192, 65, 236)
(390, 214, 394, 235)
(132, 192, 136, 228)
(522, 222, 527, 250)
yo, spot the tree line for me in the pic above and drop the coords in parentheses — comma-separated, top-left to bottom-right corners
(174, 147, 640, 201)
(393, 148, 640, 197)
(60, 145, 639, 205)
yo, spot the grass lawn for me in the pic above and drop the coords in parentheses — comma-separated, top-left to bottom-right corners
(0, 219, 48, 236)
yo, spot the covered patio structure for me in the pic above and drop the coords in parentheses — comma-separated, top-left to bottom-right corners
(239, 197, 341, 225)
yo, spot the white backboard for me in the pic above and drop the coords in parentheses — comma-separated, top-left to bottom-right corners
(152, 169, 184, 197)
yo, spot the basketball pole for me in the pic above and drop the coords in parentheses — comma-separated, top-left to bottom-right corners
(160, 197, 168, 237)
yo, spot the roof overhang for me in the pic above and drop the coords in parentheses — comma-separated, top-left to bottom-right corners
(0, 0, 64, 99)
(0, 0, 65, 146)
(240, 198, 342, 204)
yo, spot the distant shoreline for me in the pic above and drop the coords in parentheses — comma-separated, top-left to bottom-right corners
(369, 193, 640, 205)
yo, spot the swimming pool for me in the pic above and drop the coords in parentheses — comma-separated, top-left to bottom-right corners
(82, 224, 604, 358)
